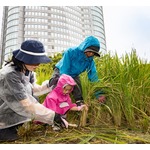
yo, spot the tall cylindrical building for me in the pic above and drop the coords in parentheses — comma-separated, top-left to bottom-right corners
(1, 6, 106, 65)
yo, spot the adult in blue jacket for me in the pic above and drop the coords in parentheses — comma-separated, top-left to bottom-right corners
(49, 36, 100, 106)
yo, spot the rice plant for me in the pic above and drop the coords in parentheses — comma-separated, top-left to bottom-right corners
(2, 50, 150, 144)
(35, 49, 150, 132)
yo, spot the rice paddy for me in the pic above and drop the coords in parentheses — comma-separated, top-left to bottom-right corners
(1, 49, 150, 144)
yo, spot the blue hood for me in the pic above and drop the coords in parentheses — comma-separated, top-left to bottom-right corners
(78, 36, 100, 52)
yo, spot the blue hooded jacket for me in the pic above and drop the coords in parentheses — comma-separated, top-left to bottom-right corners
(55, 36, 100, 82)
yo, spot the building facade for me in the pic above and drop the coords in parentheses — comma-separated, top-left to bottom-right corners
(1, 6, 106, 66)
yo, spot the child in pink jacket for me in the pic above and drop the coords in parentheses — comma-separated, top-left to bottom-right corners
(43, 74, 87, 130)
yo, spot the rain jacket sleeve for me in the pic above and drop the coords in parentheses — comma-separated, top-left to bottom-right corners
(67, 96, 77, 108)
(32, 80, 53, 96)
(20, 96, 55, 124)
(87, 60, 99, 82)
(30, 72, 53, 96)
(5, 71, 55, 125)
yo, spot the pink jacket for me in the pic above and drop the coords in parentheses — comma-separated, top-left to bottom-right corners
(43, 74, 77, 115)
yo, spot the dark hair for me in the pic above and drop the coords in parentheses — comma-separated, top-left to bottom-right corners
(5, 56, 26, 72)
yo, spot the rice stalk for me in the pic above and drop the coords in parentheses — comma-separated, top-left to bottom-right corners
(79, 107, 88, 127)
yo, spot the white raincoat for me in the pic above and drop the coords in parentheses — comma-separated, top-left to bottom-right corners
(0, 63, 55, 129)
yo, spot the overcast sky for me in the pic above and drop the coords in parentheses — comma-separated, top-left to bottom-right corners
(0, 1, 150, 63)
(103, 6, 150, 62)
